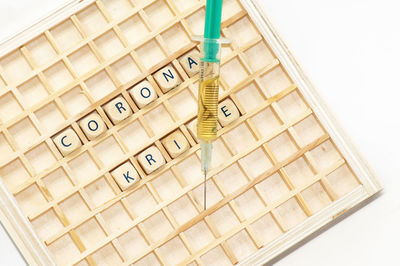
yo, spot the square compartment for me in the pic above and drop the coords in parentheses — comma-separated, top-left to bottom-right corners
(0, 158, 30, 191)
(31, 209, 63, 241)
(168, 89, 197, 120)
(167, 195, 198, 225)
(250, 213, 282, 245)
(118, 119, 150, 153)
(76, 4, 108, 36)
(85, 176, 115, 208)
(228, 17, 259, 47)
(85, 70, 116, 100)
(259, 66, 292, 97)
(42, 167, 74, 199)
(185, 8, 205, 36)
(221, 0, 243, 21)
(217, 163, 248, 194)
(309, 140, 342, 172)
(50, 19, 82, 51)
(118, 227, 148, 260)
(184, 220, 215, 252)
(209, 205, 240, 235)
(110, 55, 141, 85)
(235, 83, 265, 113)
(143, 0, 173, 29)
(326, 165, 360, 197)
(144, 104, 174, 136)
(59, 192, 91, 223)
(136, 40, 166, 70)
(102, 0, 133, 20)
(284, 157, 314, 188)
(91, 243, 123, 265)
(125, 186, 157, 217)
(209, 138, 231, 169)
(234, 188, 264, 219)
(192, 179, 223, 208)
(226, 230, 257, 261)
(93, 136, 124, 167)
(158, 236, 189, 265)
(75, 218, 106, 249)
(0, 49, 32, 84)
(276, 197, 308, 230)
(151, 170, 181, 201)
(256, 172, 290, 203)
(119, 14, 149, 45)
(244, 41, 275, 72)
(141, 211, 173, 243)
(293, 115, 325, 146)
(277, 91, 308, 121)
(301, 181, 332, 214)
(25, 34, 56, 67)
(251, 107, 282, 138)
(34, 102, 65, 133)
(0, 133, 13, 164)
(43, 61, 74, 92)
(94, 29, 125, 60)
(17, 77, 49, 107)
(220, 57, 248, 88)
(48, 234, 80, 264)
(239, 148, 272, 179)
(67, 151, 99, 184)
(0, 92, 23, 122)
(15, 184, 47, 215)
(161, 23, 191, 54)
(267, 132, 298, 161)
(173, 0, 199, 13)
(133, 253, 161, 266)
(176, 154, 202, 185)
(25, 142, 56, 174)
(223, 123, 255, 155)
(60, 86, 91, 117)
(68, 45, 99, 76)
(201, 245, 232, 266)
(8, 117, 40, 149)
(102, 201, 131, 233)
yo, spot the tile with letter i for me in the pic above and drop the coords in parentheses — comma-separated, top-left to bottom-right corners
(129, 80, 158, 108)
(178, 49, 200, 77)
(161, 130, 190, 159)
(218, 98, 240, 127)
(79, 112, 107, 140)
(110, 161, 140, 191)
(154, 64, 182, 93)
(103, 95, 133, 124)
(52, 128, 82, 156)
(137, 145, 166, 174)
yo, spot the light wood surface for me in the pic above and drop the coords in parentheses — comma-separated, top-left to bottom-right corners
(0, 0, 382, 265)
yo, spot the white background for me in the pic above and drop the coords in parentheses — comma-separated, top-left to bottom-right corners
(0, 0, 399, 265)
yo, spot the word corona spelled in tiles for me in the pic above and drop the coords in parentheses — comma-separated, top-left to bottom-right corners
(0, 0, 381, 265)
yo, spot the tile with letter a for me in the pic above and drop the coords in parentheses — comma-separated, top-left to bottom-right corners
(161, 130, 190, 159)
(218, 98, 240, 127)
(153, 65, 182, 93)
(129, 80, 158, 108)
(111, 161, 140, 191)
(178, 49, 200, 77)
(53, 128, 82, 156)
(79, 112, 107, 140)
(137, 145, 166, 174)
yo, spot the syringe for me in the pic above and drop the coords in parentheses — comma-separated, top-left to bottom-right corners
(194, 0, 229, 210)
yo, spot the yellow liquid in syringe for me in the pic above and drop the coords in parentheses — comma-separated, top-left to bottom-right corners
(197, 77, 219, 142)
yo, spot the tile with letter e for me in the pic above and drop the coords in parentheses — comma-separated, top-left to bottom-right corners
(161, 130, 190, 159)
(79, 112, 107, 140)
(218, 98, 240, 127)
(53, 128, 82, 156)
(178, 50, 200, 77)
(103, 96, 133, 124)
(111, 161, 140, 191)
(129, 80, 157, 108)
(153, 65, 182, 93)
(138, 146, 166, 174)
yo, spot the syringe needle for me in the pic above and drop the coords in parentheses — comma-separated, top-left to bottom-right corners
(204, 170, 207, 210)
